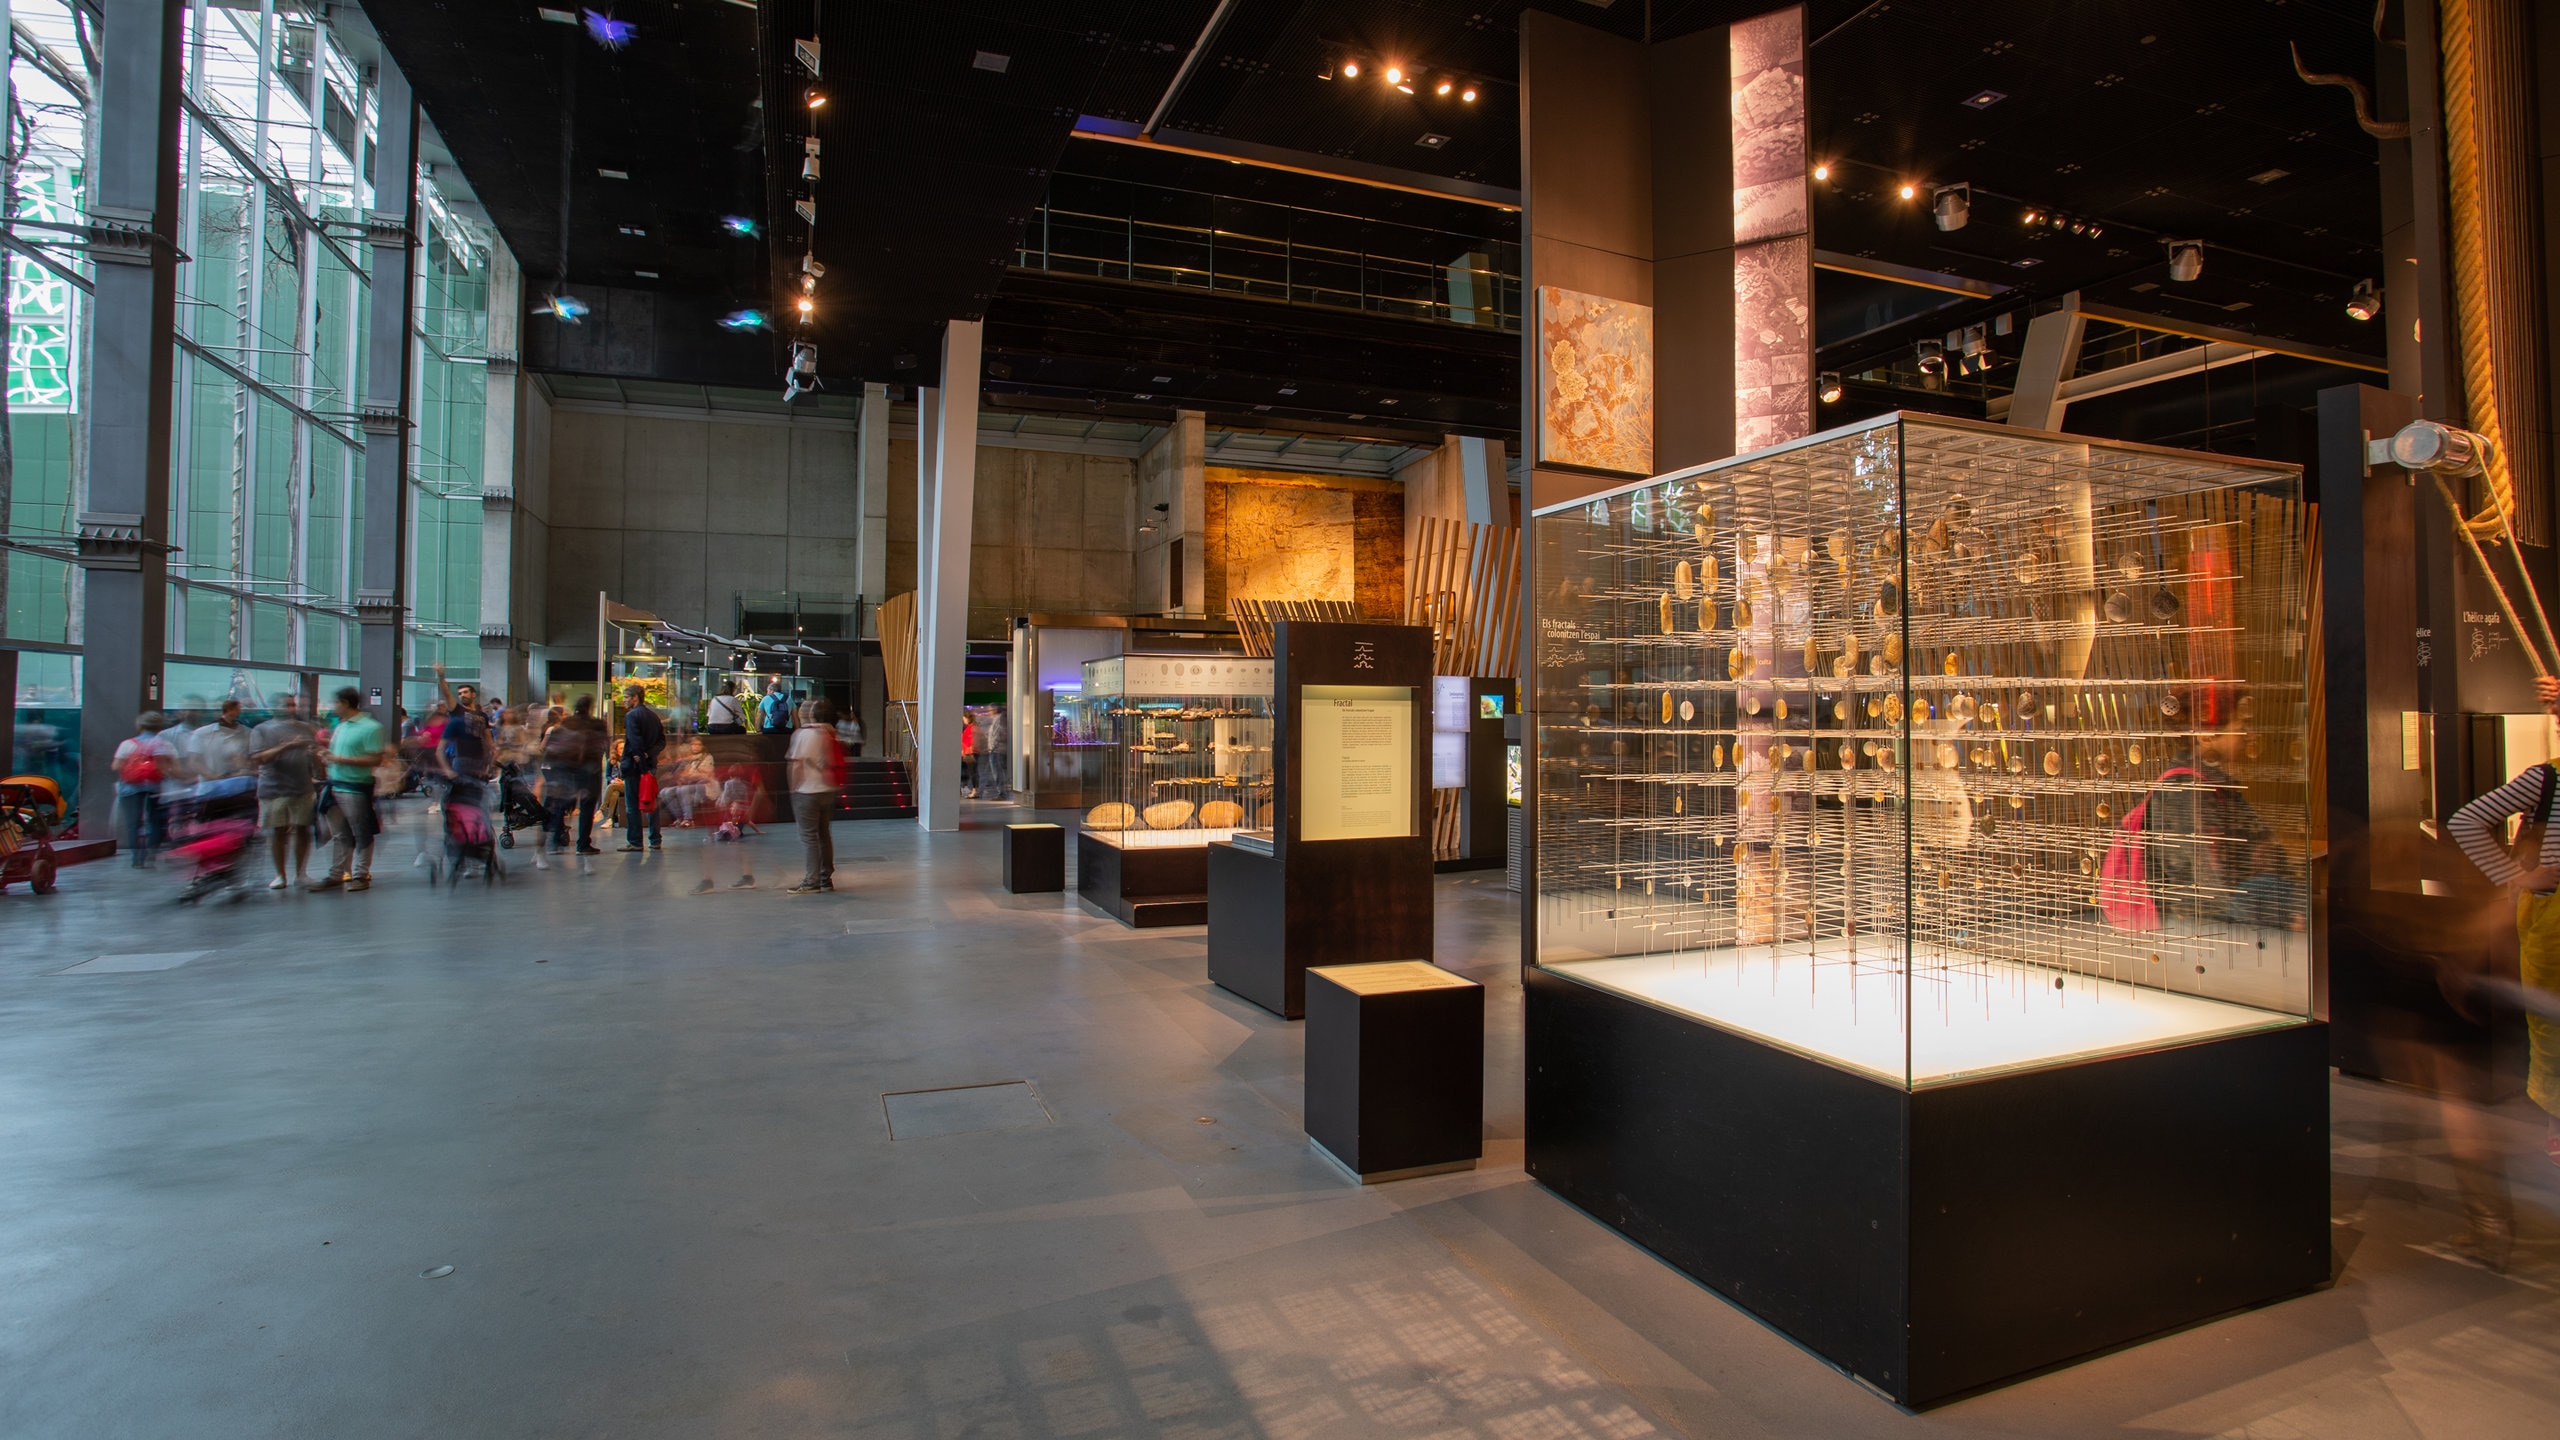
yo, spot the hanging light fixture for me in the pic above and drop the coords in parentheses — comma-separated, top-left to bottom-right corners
(1818, 372, 1844, 404)
(2346, 277, 2382, 321)
(2165, 240, 2203, 282)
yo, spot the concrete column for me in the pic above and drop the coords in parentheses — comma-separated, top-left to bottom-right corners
(478, 245, 522, 700)
(917, 321, 982, 832)
(914, 382, 940, 672)
(355, 60, 420, 731)
(2005, 295, 2085, 432)
(854, 381, 890, 628)
(1458, 436, 1502, 524)
(73, 0, 186, 830)
(1175, 410, 1206, 617)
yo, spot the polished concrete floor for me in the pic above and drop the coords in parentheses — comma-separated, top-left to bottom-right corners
(3, 806, 2558, 1439)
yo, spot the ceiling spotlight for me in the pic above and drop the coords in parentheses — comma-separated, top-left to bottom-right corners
(1342, 60, 1360, 78)
(1932, 183, 1970, 232)
(2165, 239, 2203, 282)
(1384, 65, 1403, 83)
(1436, 78, 1453, 96)
(1461, 86, 1477, 102)
(796, 297, 814, 314)
(2346, 277, 2383, 321)
(805, 87, 827, 109)
(1898, 183, 1917, 201)
(2021, 209, 2039, 225)
(1812, 163, 1830, 181)
(800, 273, 818, 294)
(632, 632, 653, 655)
(1818, 371, 1844, 404)
(1915, 338, 1946, 391)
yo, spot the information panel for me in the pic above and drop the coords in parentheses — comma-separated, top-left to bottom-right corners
(1298, 684, 1416, 841)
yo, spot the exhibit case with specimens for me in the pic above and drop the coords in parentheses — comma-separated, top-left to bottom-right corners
(1067, 654, 1274, 926)
(1524, 414, 2328, 1407)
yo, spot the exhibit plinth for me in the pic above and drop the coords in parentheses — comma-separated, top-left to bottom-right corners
(1003, 823, 1063, 893)
(1306, 961, 1483, 1182)
(1524, 970, 2330, 1408)
(1076, 832, 1206, 927)
(1206, 837, 1435, 1018)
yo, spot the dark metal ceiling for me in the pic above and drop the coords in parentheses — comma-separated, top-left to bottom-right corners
(376, 0, 2395, 416)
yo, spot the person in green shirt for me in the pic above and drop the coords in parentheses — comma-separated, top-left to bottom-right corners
(313, 687, 388, 891)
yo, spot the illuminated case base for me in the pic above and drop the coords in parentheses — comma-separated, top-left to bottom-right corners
(1523, 969, 2330, 1409)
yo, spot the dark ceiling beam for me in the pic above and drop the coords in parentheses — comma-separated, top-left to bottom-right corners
(1072, 126, 1520, 210)
(1142, 0, 1239, 137)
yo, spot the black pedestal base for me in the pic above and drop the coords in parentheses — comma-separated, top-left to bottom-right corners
(1206, 837, 1433, 1018)
(1076, 832, 1207, 927)
(1524, 969, 2331, 1408)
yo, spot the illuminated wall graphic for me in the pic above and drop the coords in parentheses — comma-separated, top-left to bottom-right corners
(1537, 285, 1655, 476)
(1730, 5, 1813, 454)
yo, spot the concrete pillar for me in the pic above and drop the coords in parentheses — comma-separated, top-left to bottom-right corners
(1174, 410, 1206, 617)
(2005, 295, 2085, 432)
(1458, 436, 1502, 525)
(355, 60, 420, 732)
(917, 321, 982, 832)
(73, 0, 186, 830)
(854, 381, 890, 629)
(478, 245, 523, 700)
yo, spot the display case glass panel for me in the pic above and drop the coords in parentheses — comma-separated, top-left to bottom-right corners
(1532, 414, 2313, 1089)
(1069, 655, 1275, 849)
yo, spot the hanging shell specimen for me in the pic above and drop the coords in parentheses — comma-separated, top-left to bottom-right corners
(1673, 560, 1695, 599)
(1803, 632, 1821, 673)
(1714, 742, 1727, 768)
(1840, 742, 1858, 769)
(1883, 694, 1906, 725)
(1661, 691, 1674, 724)
(1728, 647, 1753, 681)
(1660, 593, 1675, 634)
(1679, 700, 1696, 723)
(2126, 742, 2144, 765)
(1943, 651, 1963, 677)
(2042, 749, 2064, 776)
(1773, 696, 1791, 721)
(1733, 594, 1755, 628)
(1882, 634, 1905, 667)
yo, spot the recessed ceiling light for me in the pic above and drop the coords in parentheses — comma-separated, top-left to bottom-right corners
(1417, 133, 1450, 149)
(1347, 413, 1366, 420)
(1254, 404, 1272, 411)
(634, 269, 657, 278)
(618, 225, 645, 236)
(2248, 167, 2290, 184)
(1133, 392, 1153, 399)
(1152, 375, 1171, 383)
(596, 167, 629, 180)
(1278, 387, 1298, 395)
(2011, 257, 2041, 268)
(973, 51, 1010, 73)
(1963, 90, 2007, 109)
(1381, 398, 1399, 405)
(537, 7, 576, 23)
(2131, 281, 2159, 292)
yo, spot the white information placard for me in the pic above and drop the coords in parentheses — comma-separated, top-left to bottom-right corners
(1298, 684, 1416, 841)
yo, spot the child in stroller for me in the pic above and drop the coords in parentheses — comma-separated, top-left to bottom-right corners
(171, 774, 259, 904)
(434, 775, 506, 887)
(494, 762, 549, 849)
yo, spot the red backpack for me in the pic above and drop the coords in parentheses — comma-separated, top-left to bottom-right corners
(2098, 768, 2202, 931)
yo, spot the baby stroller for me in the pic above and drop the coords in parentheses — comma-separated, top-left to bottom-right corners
(171, 775, 258, 904)
(0, 775, 66, 895)
(494, 763, 548, 849)
(434, 776, 507, 888)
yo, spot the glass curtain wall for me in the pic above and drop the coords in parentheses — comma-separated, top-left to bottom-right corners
(4, 1, 493, 776)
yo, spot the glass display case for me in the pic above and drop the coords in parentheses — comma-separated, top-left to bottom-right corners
(1533, 414, 2311, 1087)
(1523, 413, 2327, 1407)
(1067, 655, 1277, 846)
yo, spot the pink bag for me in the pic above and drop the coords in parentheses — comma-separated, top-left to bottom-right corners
(2098, 768, 2201, 931)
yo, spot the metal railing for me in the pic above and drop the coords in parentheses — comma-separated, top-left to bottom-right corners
(1016, 203, 1521, 332)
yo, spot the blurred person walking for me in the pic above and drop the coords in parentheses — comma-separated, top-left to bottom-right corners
(250, 694, 320, 891)
(541, 695, 607, 870)
(2450, 673, 2560, 1176)
(312, 688, 386, 891)
(786, 699, 841, 894)
(620, 685, 665, 852)
(961, 712, 978, 798)
(111, 712, 176, 867)
(976, 706, 1010, 802)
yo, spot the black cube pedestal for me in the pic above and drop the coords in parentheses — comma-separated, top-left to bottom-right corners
(1524, 968, 2331, 1409)
(1306, 962, 1483, 1182)
(1003, 824, 1064, 893)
